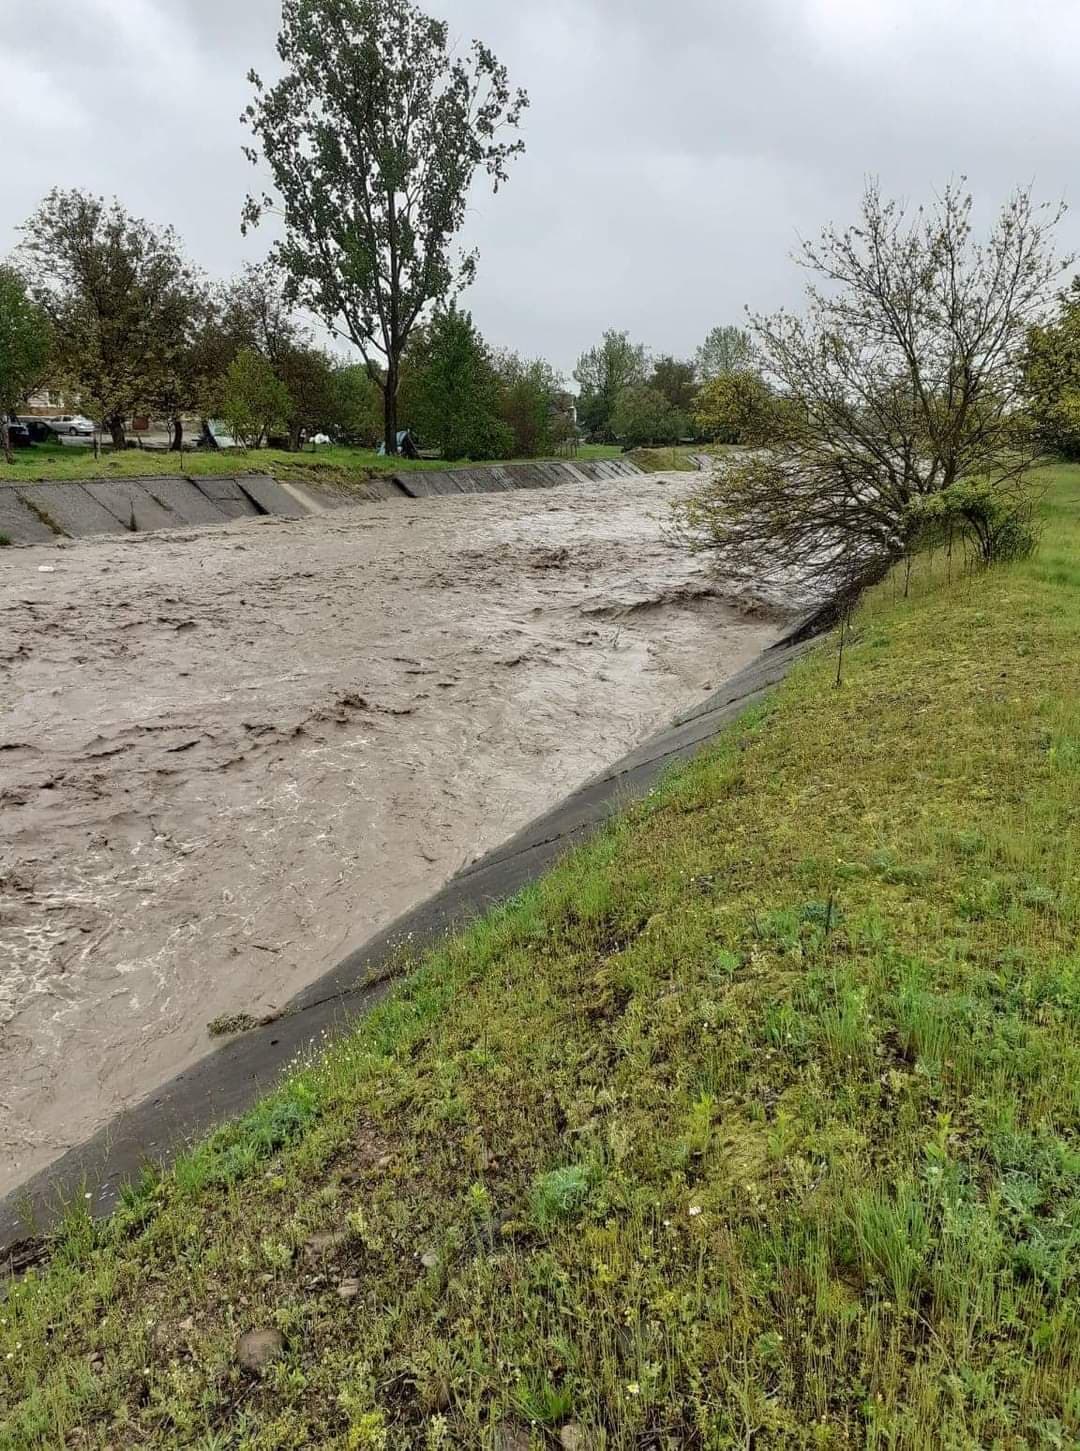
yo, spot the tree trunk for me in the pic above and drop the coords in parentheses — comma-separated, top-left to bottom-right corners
(383, 364, 399, 456)
(170, 417, 183, 452)
(288, 423, 303, 453)
(109, 416, 126, 449)
(1, 419, 11, 466)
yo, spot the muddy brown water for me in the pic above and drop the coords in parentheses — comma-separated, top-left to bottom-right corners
(0, 471, 795, 1196)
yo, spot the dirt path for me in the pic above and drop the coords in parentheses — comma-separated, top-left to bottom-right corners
(0, 471, 792, 1195)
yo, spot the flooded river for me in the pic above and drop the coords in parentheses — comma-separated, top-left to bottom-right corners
(0, 470, 793, 1194)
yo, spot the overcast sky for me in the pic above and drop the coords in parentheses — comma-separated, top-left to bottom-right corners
(3, 0, 1079, 377)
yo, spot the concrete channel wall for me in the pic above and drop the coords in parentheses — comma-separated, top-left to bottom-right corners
(386, 456, 643, 498)
(0, 474, 298, 544)
(0, 458, 645, 546)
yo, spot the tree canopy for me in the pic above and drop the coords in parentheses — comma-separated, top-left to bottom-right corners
(494, 351, 564, 458)
(676, 182, 1067, 594)
(694, 370, 781, 445)
(221, 264, 345, 451)
(221, 348, 293, 449)
(331, 364, 383, 447)
(1024, 276, 1080, 460)
(573, 330, 648, 440)
(0, 265, 51, 461)
(696, 323, 753, 380)
(611, 384, 687, 448)
(404, 304, 511, 460)
(242, 0, 527, 454)
(650, 355, 698, 414)
(17, 189, 199, 447)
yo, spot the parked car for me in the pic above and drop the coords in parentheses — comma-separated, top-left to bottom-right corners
(47, 414, 96, 436)
(3, 420, 33, 448)
(19, 417, 59, 443)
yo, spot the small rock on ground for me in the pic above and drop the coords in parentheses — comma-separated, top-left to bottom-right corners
(560, 1426, 584, 1450)
(302, 1231, 346, 1260)
(493, 1425, 532, 1451)
(236, 1328, 285, 1373)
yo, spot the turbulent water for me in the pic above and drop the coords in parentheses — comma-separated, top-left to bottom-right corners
(0, 470, 793, 1194)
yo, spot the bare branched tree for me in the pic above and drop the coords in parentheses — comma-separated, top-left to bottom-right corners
(676, 181, 1069, 595)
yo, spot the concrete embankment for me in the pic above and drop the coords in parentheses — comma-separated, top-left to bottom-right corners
(0, 458, 645, 543)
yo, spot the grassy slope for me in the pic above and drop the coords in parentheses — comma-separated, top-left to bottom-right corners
(0, 443, 621, 491)
(630, 446, 747, 473)
(4, 468, 1080, 1449)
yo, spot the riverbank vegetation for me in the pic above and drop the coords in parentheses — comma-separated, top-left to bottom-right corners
(674, 183, 1063, 599)
(0, 441, 622, 490)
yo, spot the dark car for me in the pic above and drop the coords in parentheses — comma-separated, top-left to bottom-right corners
(3, 420, 32, 448)
(19, 418, 57, 444)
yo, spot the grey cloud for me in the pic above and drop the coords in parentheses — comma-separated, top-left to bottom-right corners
(3, 0, 1078, 375)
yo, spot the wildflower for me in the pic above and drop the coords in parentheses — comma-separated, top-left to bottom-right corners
(688, 1204, 703, 1217)
(626, 1381, 641, 1396)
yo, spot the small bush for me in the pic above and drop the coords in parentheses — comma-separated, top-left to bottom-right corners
(529, 1163, 592, 1228)
(908, 477, 1042, 566)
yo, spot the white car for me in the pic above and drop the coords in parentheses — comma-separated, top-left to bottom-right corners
(48, 415, 97, 436)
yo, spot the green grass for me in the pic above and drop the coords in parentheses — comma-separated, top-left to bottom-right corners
(0, 442, 621, 492)
(628, 446, 699, 472)
(630, 445, 745, 473)
(4, 466, 1080, 1447)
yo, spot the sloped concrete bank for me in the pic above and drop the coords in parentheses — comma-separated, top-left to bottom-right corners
(0, 474, 307, 543)
(0, 458, 644, 544)
(389, 457, 644, 497)
(0, 609, 823, 1264)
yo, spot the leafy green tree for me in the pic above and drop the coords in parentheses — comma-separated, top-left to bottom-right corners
(17, 189, 198, 447)
(694, 370, 780, 444)
(242, 0, 527, 455)
(213, 263, 350, 451)
(0, 266, 51, 462)
(573, 330, 648, 439)
(676, 182, 1066, 595)
(221, 348, 292, 448)
(330, 363, 383, 446)
(495, 351, 563, 457)
(696, 323, 753, 380)
(1024, 277, 1080, 460)
(149, 286, 229, 451)
(181, 276, 268, 432)
(277, 346, 344, 451)
(407, 304, 511, 460)
(650, 355, 698, 414)
(611, 383, 687, 447)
